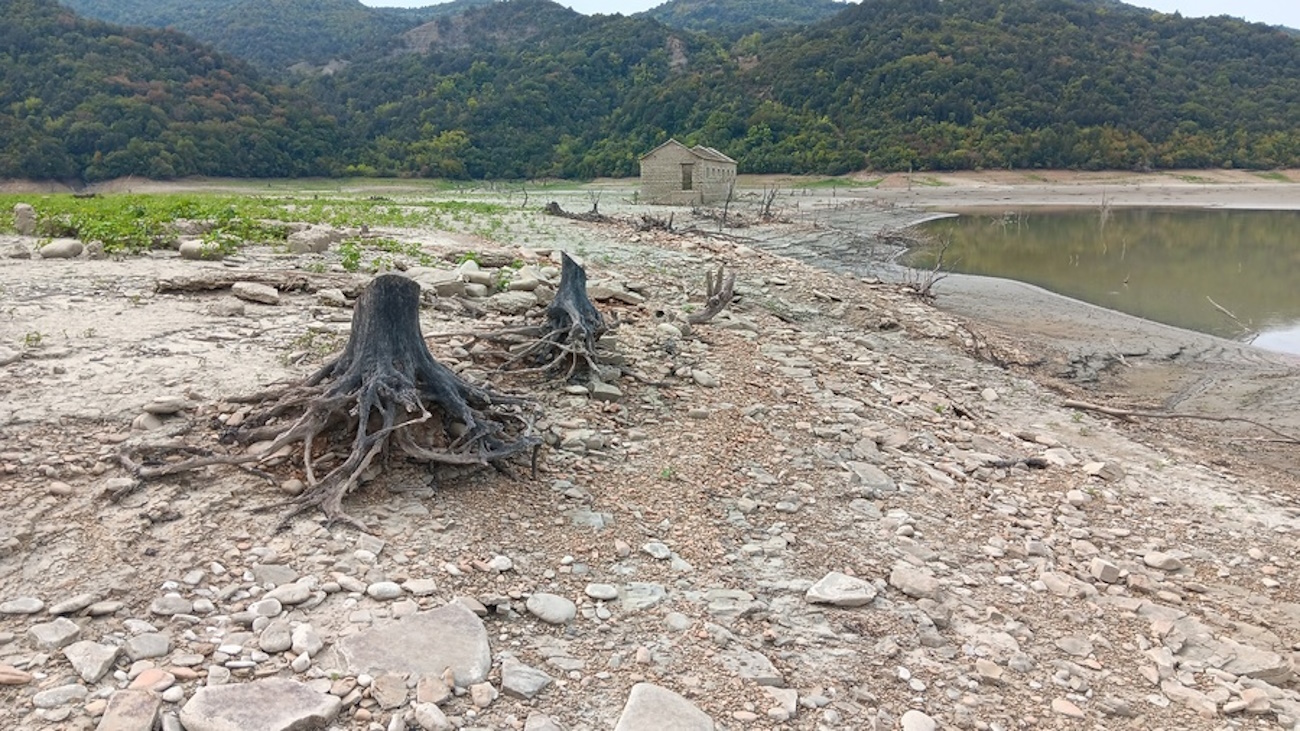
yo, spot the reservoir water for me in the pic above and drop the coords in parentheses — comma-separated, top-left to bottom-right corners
(915, 208, 1300, 356)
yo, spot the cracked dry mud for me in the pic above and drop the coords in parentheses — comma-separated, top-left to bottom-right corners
(1, 179, 1299, 731)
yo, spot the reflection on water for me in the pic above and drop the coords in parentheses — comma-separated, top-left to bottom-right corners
(915, 208, 1300, 356)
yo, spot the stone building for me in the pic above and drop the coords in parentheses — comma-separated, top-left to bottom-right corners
(638, 139, 737, 205)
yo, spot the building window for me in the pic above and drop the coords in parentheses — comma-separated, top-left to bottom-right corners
(681, 163, 693, 191)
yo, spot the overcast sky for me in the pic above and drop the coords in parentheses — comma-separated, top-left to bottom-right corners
(359, 0, 1300, 29)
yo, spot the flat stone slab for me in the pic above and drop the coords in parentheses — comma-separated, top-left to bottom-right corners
(96, 689, 161, 731)
(806, 571, 878, 607)
(614, 683, 714, 730)
(63, 640, 119, 683)
(335, 603, 491, 686)
(179, 678, 340, 731)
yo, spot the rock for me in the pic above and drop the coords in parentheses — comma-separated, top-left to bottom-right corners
(403, 579, 438, 596)
(614, 683, 713, 731)
(470, 681, 497, 708)
(286, 228, 339, 254)
(0, 596, 45, 614)
(1161, 680, 1217, 717)
(179, 678, 341, 731)
(621, 583, 667, 611)
(407, 267, 465, 297)
(230, 282, 280, 305)
(96, 689, 161, 731)
(291, 625, 324, 657)
(28, 616, 81, 649)
(251, 564, 298, 586)
(980, 387, 999, 402)
(588, 381, 623, 402)
(335, 603, 491, 686)
(642, 542, 672, 560)
(1218, 639, 1293, 684)
(63, 640, 119, 682)
(585, 583, 619, 601)
(48, 593, 98, 615)
(1055, 635, 1093, 657)
(13, 203, 36, 236)
(1089, 558, 1121, 583)
(502, 660, 553, 700)
(371, 673, 407, 709)
(846, 461, 897, 495)
(39, 238, 83, 259)
(1143, 551, 1184, 571)
(366, 581, 403, 601)
(0, 664, 33, 685)
(1051, 697, 1086, 718)
(258, 620, 292, 653)
(0, 346, 20, 365)
(33, 683, 89, 708)
(692, 370, 719, 387)
(178, 240, 222, 260)
(413, 702, 452, 731)
(525, 593, 577, 625)
(806, 571, 878, 607)
(264, 582, 312, 605)
(150, 595, 194, 616)
(124, 633, 171, 661)
(524, 714, 566, 731)
(3, 242, 31, 259)
(889, 564, 941, 600)
(900, 709, 937, 731)
(486, 290, 537, 315)
(717, 647, 784, 686)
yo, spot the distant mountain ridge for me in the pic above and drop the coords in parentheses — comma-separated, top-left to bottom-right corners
(643, 0, 849, 37)
(58, 0, 495, 71)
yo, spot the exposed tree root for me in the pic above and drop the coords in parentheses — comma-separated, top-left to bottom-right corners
(121, 273, 539, 530)
(475, 252, 610, 380)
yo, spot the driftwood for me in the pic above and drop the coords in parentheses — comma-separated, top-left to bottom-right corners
(1063, 399, 1300, 445)
(156, 270, 366, 296)
(542, 201, 613, 224)
(687, 264, 736, 324)
(123, 273, 539, 530)
(476, 253, 609, 379)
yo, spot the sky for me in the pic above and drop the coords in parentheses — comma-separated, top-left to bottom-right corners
(358, 0, 1300, 29)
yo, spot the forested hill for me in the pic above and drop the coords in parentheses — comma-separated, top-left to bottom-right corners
(643, 0, 847, 37)
(312, 0, 1300, 178)
(57, 0, 494, 72)
(0, 0, 340, 181)
(11, 0, 1300, 182)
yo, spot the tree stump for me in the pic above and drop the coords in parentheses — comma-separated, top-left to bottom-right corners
(122, 273, 539, 530)
(482, 252, 609, 379)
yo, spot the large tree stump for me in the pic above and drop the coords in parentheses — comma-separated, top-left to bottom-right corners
(122, 273, 538, 530)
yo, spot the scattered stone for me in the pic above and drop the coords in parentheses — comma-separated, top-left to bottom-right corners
(96, 689, 161, 731)
(39, 238, 83, 259)
(502, 660, 553, 700)
(621, 583, 667, 611)
(286, 228, 339, 254)
(588, 381, 623, 402)
(806, 571, 878, 607)
(291, 625, 324, 657)
(487, 290, 537, 314)
(1161, 680, 1217, 717)
(900, 709, 937, 731)
(258, 620, 292, 654)
(366, 581, 403, 601)
(847, 462, 897, 495)
(124, 633, 171, 661)
(335, 603, 491, 686)
(47, 592, 98, 615)
(524, 714, 566, 731)
(413, 702, 452, 731)
(28, 616, 81, 650)
(526, 593, 577, 625)
(264, 582, 312, 605)
(889, 564, 941, 600)
(470, 681, 497, 708)
(717, 647, 784, 686)
(1143, 551, 1184, 571)
(178, 240, 221, 260)
(150, 595, 194, 616)
(585, 583, 619, 601)
(63, 640, 120, 682)
(403, 579, 438, 596)
(1089, 558, 1121, 583)
(371, 673, 408, 709)
(0, 597, 45, 614)
(614, 683, 713, 731)
(230, 281, 280, 305)
(13, 203, 36, 235)
(33, 683, 89, 708)
(0, 664, 34, 685)
(179, 678, 341, 731)
(642, 542, 672, 560)
(1051, 697, 1086, 718)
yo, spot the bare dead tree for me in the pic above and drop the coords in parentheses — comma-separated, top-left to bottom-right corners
(903, 237, 952, 300)
(758, 186, 780, 220)
(121, 274, 539, 530)
(687, 263, 736, 324)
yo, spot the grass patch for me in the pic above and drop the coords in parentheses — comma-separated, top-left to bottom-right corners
(1252, 171, 1292, 182)
(791, 177, 881, 190)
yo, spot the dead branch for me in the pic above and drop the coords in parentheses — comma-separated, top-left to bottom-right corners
(687, 264, 737, 325)
(156, 270, 366, 296)
(543, 201, 612, 224)
(1063, 399, 1300, 445)
(1206, 295, 1255, 338)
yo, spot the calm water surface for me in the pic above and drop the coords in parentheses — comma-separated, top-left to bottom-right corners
(916, 208, 1300, 355)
